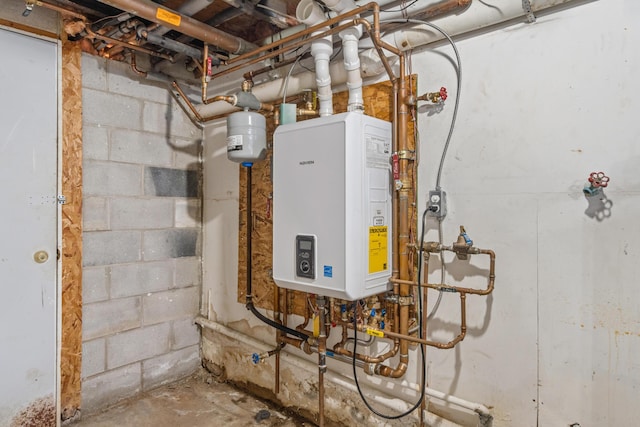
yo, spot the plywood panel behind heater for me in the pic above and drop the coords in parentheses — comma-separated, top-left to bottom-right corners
(238, 77, 417, 317)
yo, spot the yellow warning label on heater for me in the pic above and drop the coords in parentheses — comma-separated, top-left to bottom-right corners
(156, 8, 181, 26)
(368, 226, 388, 274)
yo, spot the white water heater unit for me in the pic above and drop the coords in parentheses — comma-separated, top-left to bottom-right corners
(272, 112, 392, 300)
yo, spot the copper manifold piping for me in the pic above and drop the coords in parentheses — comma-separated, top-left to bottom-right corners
(205, 2, 399, 83)
(333, 338, 400, 364)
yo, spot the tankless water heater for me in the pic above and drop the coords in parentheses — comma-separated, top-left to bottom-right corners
(272, 112, 392, 300)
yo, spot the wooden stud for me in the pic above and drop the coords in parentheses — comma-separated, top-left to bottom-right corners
(60, 38, 83, 421)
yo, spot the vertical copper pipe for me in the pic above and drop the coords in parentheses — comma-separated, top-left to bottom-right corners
(317, 296, 327, 427)
(201, 43, 208, 104)
(397, 53, 411, 370)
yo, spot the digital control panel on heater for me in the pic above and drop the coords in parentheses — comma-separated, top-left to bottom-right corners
(296, 235, 315, 279)
(272, 112, 392, 300)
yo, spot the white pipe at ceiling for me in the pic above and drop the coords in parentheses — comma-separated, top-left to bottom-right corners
(296, 0, 334, 116)
(359, 0, 583, 51)
(194, 0, 584, 118)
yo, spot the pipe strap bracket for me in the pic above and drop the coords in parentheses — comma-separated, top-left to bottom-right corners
(522, 0, 536, 23)
(396, 150, 415, 161)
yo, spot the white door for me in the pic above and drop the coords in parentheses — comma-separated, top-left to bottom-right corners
(0, 28, 59, 426)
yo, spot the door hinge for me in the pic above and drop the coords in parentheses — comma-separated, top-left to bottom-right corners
(57, 195, 66, 205)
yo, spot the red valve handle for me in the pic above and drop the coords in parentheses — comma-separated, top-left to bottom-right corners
(440, 87, 448, 101)
(588, 171, 610, 188)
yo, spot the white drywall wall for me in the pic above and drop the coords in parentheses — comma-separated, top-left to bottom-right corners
(202, 1, 640, 424)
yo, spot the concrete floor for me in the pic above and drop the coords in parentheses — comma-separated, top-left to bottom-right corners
(70, 372, 311, 427)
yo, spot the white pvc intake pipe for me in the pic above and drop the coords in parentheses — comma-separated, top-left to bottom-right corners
(296, 0, 334, 116)
(322, 0, 364, 112)
(195, 316, 489, 424)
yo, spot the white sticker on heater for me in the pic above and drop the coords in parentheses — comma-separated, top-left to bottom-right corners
(227, 134, 243, 152)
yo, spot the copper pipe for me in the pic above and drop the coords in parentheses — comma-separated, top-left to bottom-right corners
(280, 335, 305, 349)
(243, 54, 309, 82)
(201, 43, 208, 104)
(422, 249, 495, 296)
(210, 2, 399, 82)
(424, 293, 467, 349)
(37, 0, 87, 21)
(98, 0, 256, 54)
(333, 339, 399, 364)
(207, 20, 358, 87)
(129, 52, 147, 77)
(340, 315, 465, 350)
(317, 297, 327, 427)
(86, 27, 174, 61)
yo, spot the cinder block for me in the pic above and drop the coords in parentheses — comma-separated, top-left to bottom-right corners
(110, 129, 173, 167)
(171, 317, 200, 350)
(83, 197, 109, 231)
(110, 198, 173, 230)
(174, 257, 201, 288)
(83, 230, 141, 267)
(83, 125, 109, 161)
(143, 100, 198, 140)
(144, 167, 200, 198)
(142, 229, 199, 261)
(82, 266, 109, 303)
(173, 138, 201, 170)
(106, 60, 168, 104)
(175, 199, 201, 228)
(142, 287, 200, 325)
(82, 338, 106, 379)
(84, 161, 142, 197)
(83, 297, 141, 340)
(106, 323, 171, 369)
(142, 345, 199, 391)
(82, 363, 141, 413)
(83, 88, 142, 130)
(81, 54, 107, 91)
(110, 261, 174, 298)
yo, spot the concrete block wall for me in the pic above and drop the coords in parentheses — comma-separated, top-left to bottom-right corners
(81, 54, 202, 413)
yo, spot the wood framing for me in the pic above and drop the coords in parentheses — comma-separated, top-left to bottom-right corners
(60, 39, 83, 420)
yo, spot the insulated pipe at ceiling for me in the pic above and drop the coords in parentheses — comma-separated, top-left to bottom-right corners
(97, 0, 257, 54)
(149, 0, 216, 37)
(359, 0, 582, 52)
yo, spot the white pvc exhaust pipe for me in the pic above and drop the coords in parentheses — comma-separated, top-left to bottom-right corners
(322, 0, 364, 112)
(296, 0, 334, 116)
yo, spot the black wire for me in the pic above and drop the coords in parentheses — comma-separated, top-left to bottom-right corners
(380, 0, 419, 13)
(243, 165, 309, 341)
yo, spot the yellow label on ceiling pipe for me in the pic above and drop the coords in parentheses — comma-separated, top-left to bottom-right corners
(366, 328, 384, 338)
(156, 8, 181, 27)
